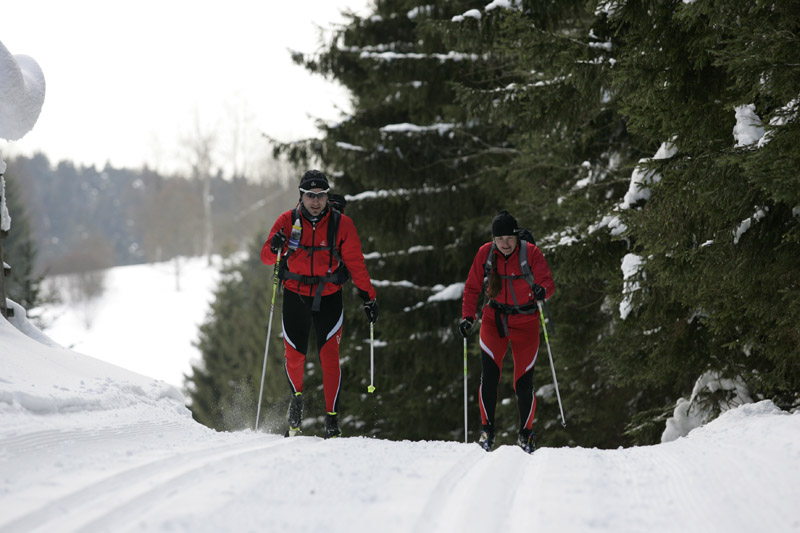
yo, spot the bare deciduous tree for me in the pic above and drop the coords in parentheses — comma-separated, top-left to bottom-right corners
(181, 113, 219, 266)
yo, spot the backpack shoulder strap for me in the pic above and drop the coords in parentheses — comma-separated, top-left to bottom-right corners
(277, 208, 301, 282)
(483, 242, 497, 280)
(518, 240, 535, 288)
(481, 242, 497, 298)
(328, 208, 342, 261)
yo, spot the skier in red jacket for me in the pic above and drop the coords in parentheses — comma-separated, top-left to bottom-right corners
(459, 210, 554, 453)
(261, 170, 378, 439)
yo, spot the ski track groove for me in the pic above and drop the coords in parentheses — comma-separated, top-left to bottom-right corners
(73, 437, 323, 533)
(412, 444, 485, 531)
(0, 420, 181, 454)
(522, 441, 776, 532)
(650, 439, 774, 532)
(0, 432, 308, 533)
(649, 446, 710, 529)
(609, 443, 735, 532)
(414, 443, 530, 533)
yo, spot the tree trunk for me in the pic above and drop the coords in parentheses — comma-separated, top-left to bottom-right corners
(203, 174, 213, 265)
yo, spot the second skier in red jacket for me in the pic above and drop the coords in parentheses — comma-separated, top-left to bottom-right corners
(459, 210, 555, 453)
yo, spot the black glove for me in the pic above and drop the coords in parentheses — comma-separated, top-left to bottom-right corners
(458, 317, 474, 338)
(532, 283, 546, 301)
(270, 229, 287, 254)
(363, 298, 379, 323)
(516, 227, 536, 244)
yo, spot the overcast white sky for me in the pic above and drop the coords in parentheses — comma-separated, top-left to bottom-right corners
(1, 0, 371, 175)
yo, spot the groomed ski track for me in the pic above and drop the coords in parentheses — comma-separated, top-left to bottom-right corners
(1, 402, 797, 533)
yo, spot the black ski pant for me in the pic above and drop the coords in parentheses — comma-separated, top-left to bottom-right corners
(479, 352, 536, 434)
(281, 288, 344, 413)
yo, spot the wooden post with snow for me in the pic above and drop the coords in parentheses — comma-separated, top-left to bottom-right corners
(0, 251, 9, 319)
(0, 39, 46, 319)
(0, 177, 11, 319)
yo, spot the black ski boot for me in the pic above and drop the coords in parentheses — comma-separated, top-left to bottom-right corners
(517, 429, 535, 454)
(285, 392, 303, 437)
(477, 425, 495, 452)
(325, 412, 342, 439)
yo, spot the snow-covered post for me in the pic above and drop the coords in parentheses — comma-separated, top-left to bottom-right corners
(0, 39, 46, 318)
(1, 164, 10, 318)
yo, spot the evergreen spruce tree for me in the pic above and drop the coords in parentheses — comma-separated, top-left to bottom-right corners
(2, 172, 45, 315)
(425, 1, 655, 446)
(595, 0, 800, 437)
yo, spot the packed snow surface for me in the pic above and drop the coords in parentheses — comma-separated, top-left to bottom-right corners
(2, 300, 799, 532)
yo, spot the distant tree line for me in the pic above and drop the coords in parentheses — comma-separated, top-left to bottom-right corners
(188, 0, 799, 449)
(5, 152, 296, 277)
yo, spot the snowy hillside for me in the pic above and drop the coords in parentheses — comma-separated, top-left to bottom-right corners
(36, 256, 224, 388)
(2, 299, 800, 532)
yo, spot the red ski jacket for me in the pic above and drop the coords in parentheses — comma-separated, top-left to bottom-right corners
(261, 208, 377, 300)
(462, 241, 554, 320)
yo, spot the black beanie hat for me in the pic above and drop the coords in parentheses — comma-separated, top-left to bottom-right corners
(492, 210, 518, 237)
(299, 169, 330, 190)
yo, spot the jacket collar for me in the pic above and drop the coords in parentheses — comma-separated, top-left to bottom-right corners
(300, 204, 329, 224)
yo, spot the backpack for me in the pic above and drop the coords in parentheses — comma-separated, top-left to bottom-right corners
(482, 239, 536, 308)
(481, 230, 557, 337)
(479, 235, 539, 338)
(479, 227, 536, 307)
(278, 203, 350, 311)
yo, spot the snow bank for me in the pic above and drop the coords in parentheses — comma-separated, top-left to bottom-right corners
(5, 298, 61, 348)
(662, 370, 753, 442)
(0, 310, 188, 420)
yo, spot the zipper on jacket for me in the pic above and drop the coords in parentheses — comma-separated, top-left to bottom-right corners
(502, 255, 509, 305)
(308, 222, 317, 297)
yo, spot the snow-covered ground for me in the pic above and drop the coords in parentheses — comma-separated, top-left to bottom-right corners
(2, 295, 800, 532)
(36, 256, 223, 389)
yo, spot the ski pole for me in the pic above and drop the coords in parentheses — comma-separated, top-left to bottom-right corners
(538, 301, 566, 428)
(367, 322, 376, 393)
(463, 337, 468, 444)
(255, 249, 281, 431)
